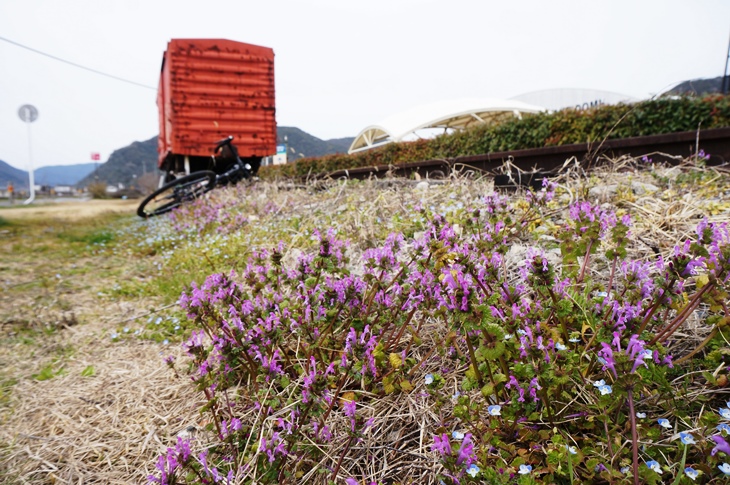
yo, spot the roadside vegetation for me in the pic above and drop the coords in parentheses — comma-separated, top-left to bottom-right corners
(1, 155, 729, 484)
(259, 95, 730, 179)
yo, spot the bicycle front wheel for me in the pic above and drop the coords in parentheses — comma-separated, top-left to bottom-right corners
(137, 171, 217, 218)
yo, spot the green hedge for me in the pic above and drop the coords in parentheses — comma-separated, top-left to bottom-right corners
(260, 95, 730, 179)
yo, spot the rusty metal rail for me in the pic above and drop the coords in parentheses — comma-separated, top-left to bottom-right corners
(321, 127, 730, 181)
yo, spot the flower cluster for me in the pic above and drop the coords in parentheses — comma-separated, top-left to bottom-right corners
(149, 183, 730, 485)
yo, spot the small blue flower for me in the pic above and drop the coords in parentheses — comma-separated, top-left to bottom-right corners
(680, 432, 696, 445)
(598, 385, 612, 395)
(503, 334, 513, 340)
(110, 332, 119, 339)
(452, 391, 461, 401)
(719, 408, 730, 420)
(488, 405, 501, 416)
(162, 339, 169, 345)
(684, 467, 698, 481)
(466, 464, 480, 477)
(657, 418, 672, 429)
(646, 460, 662, 474)
(718, 423, 730, 434)
(452, 430, 465, 440)
(555, 342, 567, 351)
(719, 463, 730, 475)
(593, 379, 606, 387)
(518, 464, 532, 475)
(424, 374, 434, 385)
(597, 356, 607, 365)
(569, 337, 580, 343)
(123, 327, 130, 333)
(620, 466, 630, 474)
(636, 412, 646, 419)
(565, 445, 578, 455)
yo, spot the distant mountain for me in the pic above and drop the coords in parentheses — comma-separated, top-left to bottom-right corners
(0, 159, 28, 189)
(34, 163, 97, 186)
(77, 137, 158, 188)
(665, 75, 728, 96)
(277, 127, 354, 160)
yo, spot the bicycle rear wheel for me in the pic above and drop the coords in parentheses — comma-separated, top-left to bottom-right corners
(137, 171, 217, 218)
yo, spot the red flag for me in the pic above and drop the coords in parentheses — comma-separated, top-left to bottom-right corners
(91, 152, 101, 161)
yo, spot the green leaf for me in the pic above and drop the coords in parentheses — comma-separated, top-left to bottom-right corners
(81, 365, 95, 377)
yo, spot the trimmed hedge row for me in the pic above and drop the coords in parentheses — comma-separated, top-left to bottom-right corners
(260, 95, 730, 179)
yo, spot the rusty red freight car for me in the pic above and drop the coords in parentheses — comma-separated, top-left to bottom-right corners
(157, 38, 276, 177)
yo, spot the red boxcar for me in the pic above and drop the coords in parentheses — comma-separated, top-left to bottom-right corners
(157, 38, 276, 175)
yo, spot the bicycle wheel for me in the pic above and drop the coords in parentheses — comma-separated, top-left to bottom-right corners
(137, 171, 217, 218)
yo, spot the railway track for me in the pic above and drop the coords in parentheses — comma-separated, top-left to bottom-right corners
(319, 127, 730, 183)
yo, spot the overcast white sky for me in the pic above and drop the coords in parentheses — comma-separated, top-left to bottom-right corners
(1, 0, 728, 169)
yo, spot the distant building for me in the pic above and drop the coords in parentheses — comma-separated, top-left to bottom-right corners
(349, 98, 546, 154)
(53, 185, 74, 194)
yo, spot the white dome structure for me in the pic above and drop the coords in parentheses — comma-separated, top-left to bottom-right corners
(348, 98, 547, 154)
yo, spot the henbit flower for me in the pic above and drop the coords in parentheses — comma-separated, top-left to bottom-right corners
(720, 408, 730, 420)
(456, 434, 476, 466)
(718, 423, 730, 434)
(658, 418, 672, 429)
(684, 467, 699, 480)
(646, 460, 662, 474)
(518, 464, 532, 474)
(345, 479, 358, 485)
(719, 463, 730, 475)
(712, 435, 730, 456)
(432, 434, 452, 456)
(598, 385, 612, 395)
(424, 374, 434, 385)
(488, 405, 501, 416)
(680, 432, 696, 445)
(466, 464, 480, 477)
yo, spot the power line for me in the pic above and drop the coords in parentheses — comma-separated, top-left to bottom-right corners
(0, 35, 156, 90)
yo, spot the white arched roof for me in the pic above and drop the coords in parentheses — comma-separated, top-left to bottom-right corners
(348, 98, 546, 154)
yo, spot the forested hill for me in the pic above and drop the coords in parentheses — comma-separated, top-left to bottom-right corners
(76, 137, 158, 188)
(0, 159, 28, 188)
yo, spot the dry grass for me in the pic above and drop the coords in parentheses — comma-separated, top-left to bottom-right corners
(0, 199, 139, 222)
(1, 156, 728, 484)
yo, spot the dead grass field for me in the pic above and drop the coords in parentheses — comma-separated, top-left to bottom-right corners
(0, 199, 140, 221)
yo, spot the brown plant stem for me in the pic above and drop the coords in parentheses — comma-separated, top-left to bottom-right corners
(465, 334, 484, 387)
(650, 283, 713, 345)
(627, 387, 639, 485)
(330, 433, 356, 481)
(577, 239, 593, 284)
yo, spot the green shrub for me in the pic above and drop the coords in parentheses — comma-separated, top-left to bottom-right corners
(260, 95, 730, 180)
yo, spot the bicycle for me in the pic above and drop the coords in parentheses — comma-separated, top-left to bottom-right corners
(137, 136, 254, 218)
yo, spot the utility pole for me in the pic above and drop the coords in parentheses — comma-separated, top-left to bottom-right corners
(723, 28, 730, 95)
(17, 104, 38, 205)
